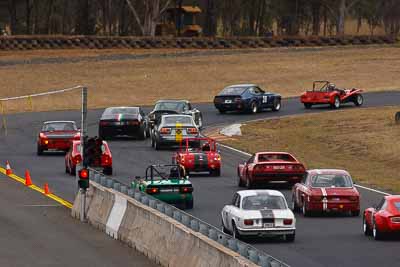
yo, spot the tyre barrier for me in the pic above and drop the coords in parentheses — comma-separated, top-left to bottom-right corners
(72, 169, 289, 267)
(0, 35, 396, 51)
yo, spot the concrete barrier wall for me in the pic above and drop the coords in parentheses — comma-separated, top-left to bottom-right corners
(0, 35, 397, 50)
(72, 181, 259, 267)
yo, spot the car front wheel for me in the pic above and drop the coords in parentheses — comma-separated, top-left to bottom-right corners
(373, 220, 384, 240)
(232, 222, 241, 240)
(304, 103, 312, 109)
(302, 200, 311, 217)
(272, 99, 281, 112)
(331, 96, 340, 109)
(250, 101, 258, 114)
(363, 216, 371, 236)
(354, 94, 363, 106)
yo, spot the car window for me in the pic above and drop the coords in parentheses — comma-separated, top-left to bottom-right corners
(42, 122, 76, 131)
(231, 193, 238, 205)
(258, 153, 295, 162)
(219, 87, 247, 95)
(256, 87, 265, 94)
(187, 102, 192, 110)
(76, 144, 106, 153)
(253, 87, 262, 94)
(163, 116, 193, 125)
(301, 173, 308, 184)
(247, 155, 255, 164)
(154, 102, 185, 112)
(311, 174, 353, 188)
(234, 195, 241, 208)
(375, 198, 385, 210)
(242, 195, 287, 210)
(393, 201, 400, 212)
(104, 107, 139, 115)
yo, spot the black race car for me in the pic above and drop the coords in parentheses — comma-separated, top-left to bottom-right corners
(148, 100, 203, 129)
(98, 107, 149, 140)
(213, 84, 281, 114)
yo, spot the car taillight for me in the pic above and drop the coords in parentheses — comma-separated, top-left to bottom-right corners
(146, 188, 159, 194)
(102, 154, 111, 165)
(244, 219, 254, 226)
(292, 165, 304, 171)
(73, 133, 81, 140)
(180, 187, 193, 193)
(348, 196, 359, 201)
(100, 121, 110, 126)
(234, 97, 242, 102)
(160, 127, 171, 134)
(127, 120, 139, 126)
(391, 217, 400, 223)
(73, 155, 82, 164)
(214, 154, 221, 161)
(283, 219, 293, 225)
(187, 128, 198, 134)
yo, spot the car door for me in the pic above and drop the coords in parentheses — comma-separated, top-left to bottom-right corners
(295, 173, 309, 207)
(255, 87, 270, 108)
(223, 193, 239, 231)
(244, 155, 255, 180)
(370, 198, 386, 226)
(230, 194, 242, 229)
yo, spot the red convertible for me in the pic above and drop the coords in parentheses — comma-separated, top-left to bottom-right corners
(65, 139, 113, 175)
(292, 169, 360, 216)
(37, 121, 80, 155)
(237, 152, 306, 188)
(363, 195, 400, 240)
(300, 81, 364, 109)
(174, 138, 221, 176)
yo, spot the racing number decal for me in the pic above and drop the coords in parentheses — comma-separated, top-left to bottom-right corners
(175, 123, 183, 142)
(262, 95, 268, 103)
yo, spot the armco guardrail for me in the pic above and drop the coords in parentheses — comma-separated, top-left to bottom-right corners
(0, 35, 396, 50)
(71, 169, 289, 267)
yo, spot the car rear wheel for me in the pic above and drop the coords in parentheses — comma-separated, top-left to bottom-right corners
(302, 200, 311, 217)
(351, 210, 360, 217)
(103, 167, 112, 176)
(363, 216, 371, 236)
(65, 165, 69, 174)
(354, 94, 363, 106)
(232, 222, 241, 240)
(291, 194, 299, 212)
(222, 220, 230, 234)
(373, 220, 384, 240)
(218, 109, 226, 114)
(37, 145, 43, 156)
(272, 99, 281, 112)
(197, 114, 203, 129)
(246, 177, 253, 189)
(154, 139, 161, 150)
(331, 96, 340, 109)
(138, 126, 146, 140)
(211, 168, 221, 177)
(304, 103, 312, 109)
(70, 166, 76, 176)
(237, 171, 245, 187)
(185, 199, 194, 209)
(285, 232, 295, 242)
(250, 101, 258, 114)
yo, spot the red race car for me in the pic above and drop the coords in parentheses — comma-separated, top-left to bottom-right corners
(37, 121, 80, 155)
(300, 81, 364, 109)
(363, 195, 400, 240)
(237, 152, 306, 188)
(292, 169, 360, 216)
(173, 138, 221, 176)
(65, 139, 113, 175)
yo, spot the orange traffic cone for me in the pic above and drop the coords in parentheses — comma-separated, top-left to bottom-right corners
(5, 161, 12, 175)
(25, 170, 32, 186)
(43, 183, 51, 195)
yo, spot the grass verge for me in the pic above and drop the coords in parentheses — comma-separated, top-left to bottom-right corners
(223, 106, 400, 193)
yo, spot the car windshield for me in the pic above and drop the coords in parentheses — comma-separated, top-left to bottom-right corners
(154, 102, 185, 112)
(76, 144, 106, 153)
(242, 195, 287, 210)
(103, 107, 139, 115)
(146, 166, 182, 181)
(163, 116, 193, 125)
(311, 174, 353, 188)
(42, 122, 76, 131)
(393, 201, 400, 212)
(219, 87, 247, 95)
(258, 153, 295, 162)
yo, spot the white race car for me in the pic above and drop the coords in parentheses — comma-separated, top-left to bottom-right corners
(221, 190, 296, 241)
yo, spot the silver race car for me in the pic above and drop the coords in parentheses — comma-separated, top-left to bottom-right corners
(151, 114, 200, 150)
(221, 190, 296, 241)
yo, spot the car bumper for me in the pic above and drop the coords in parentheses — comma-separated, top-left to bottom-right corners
(152, 193, 193, 204)
(308, 201, 359, 212)
(214, 102, 249, 111)
(157, 135, 200, 146)
(252, 173, 305, 183)
(100, 125, 143, 136)
(182, 162, 221, 172)
(236, 226, 295, 237)
(39, 139, 72, 151)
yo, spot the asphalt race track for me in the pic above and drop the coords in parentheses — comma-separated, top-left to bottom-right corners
(1, 91, 400, 267)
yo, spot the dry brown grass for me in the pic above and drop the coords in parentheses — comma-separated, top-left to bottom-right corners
(223, 106, 400, 193)
(0, 46, 399, 112)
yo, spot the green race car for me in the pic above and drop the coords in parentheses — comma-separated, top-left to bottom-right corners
(131, 164, 194, 209)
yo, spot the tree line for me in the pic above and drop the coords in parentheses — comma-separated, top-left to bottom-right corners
(3, 0, 400, 36)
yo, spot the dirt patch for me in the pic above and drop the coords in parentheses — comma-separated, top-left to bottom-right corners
(0, 46, 399, 112)
(223, 106, 400, 193)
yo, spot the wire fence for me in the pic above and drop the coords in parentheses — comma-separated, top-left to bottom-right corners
(89, 168, 290, 267)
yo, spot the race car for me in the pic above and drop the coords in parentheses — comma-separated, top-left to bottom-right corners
(213, 84, 281, 114)
(37, 121, 80, 155)
(98, 107, 149, 140)
(148, 100, 203, 129)
(363, 195, 400, 240)
(237, 152, 306, 188)
(221, 190, 296, 241)
(173, 138, 221, 176)
(65, 138, 113, 175)
(151, 114, 200, 150)
(131, 164, 193, 209)
(300, 81, 364, 109)
(292, 169, 360, 216)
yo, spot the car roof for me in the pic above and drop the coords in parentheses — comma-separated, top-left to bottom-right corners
(44, 121, 76, 124)
(237, 190, 284, 198)
(104, 106, 140, 109)
(72, 140, 107, 145)
(255, 152, 292, 155)
(226, 84, 257, 88)
(385, 195, 400, 201)
(156, 99, 188, 103)
(307, 169, 350, 175)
